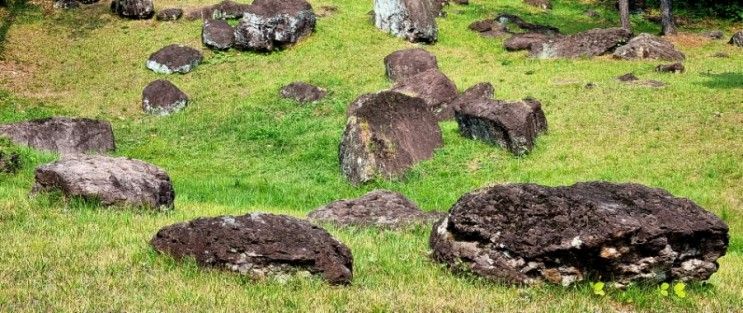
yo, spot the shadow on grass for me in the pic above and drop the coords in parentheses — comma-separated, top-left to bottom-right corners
(0, 0, 31, 57)
(699, 72, 743, 89)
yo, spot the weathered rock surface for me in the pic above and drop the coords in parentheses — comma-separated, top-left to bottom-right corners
(530, 27, 631, 59)
(455, 98, 547, 155)
(339, 91, 443, 185)
(142, 80, 189, 116)
(391, 69, 458, 120)
(613, 33, 685, 61)
(384, 48, 438, 82)
(373, 0, 438, 43)
(504, 32, 554, 51)
(308, 190, 443, 228)
(187, 0, 251, 20)
(430, 182, 729, 286)
(524, 0, 551, 10)
(730, 31, 743, 47)
(655, 62, 685, 74)
(448, 82, 494, 114)
(146, 44, 203, 74)
(704, 30, 724, 40)
(202, 19, 235, 50)
(496, 14, 560, 35)
(33, 155, 175, 210)
(0, 117, 115, 155)
(279, 82, 327, 103)
(156, 8, 183, 21)
(150, 213, 353, 285)
(54, 0, 79, 9)
(468, 19, 511, 38)
(110, 0, 154, 19)
(234, 0, 316, 51)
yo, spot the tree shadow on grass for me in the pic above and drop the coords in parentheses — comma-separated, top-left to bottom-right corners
(699, 72, 743, 89)
(0, 0, 32, 58)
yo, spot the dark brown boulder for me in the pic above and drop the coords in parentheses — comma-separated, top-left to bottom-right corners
(468, 19, 511, 38)
(0, 117, 115, 155)
(234, 0, 316, 51)
(383, 48, 439, 82)
(186, 0, 251, 20)
(32, 155, 175, 210)
(613, 33, 685, 61)
(142, 80, 189, 116)
(202, 19, 235, 50)
(110, 0, 154, 19)
(279, 82, 327, 103)
(339, 91, 443, 185)
(455, 98, 547, 155)
(430, 182, 729, 286)
(495, 13, 560, 35)
(146, 44, 203, 74)
(391, 69, 458, 120)
(373, 0, 438, 43)
(150, 213, 353, 285)
(448, 82, 494, 114)
(655, 62, 685, 74)
(523, 0, 551, 10)
(531, 27, 631, 59)
(308, 190, 443, 229)
(730, 31, 743, 47)
(156, 8, 183, 21)
(504, 32, 553, 51)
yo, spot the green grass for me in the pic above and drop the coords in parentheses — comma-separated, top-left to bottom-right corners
(0, 0, 742, 311)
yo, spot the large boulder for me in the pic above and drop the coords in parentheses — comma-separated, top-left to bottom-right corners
(730, 31, 743, 47)
(373, 0, 438, 43)
(308, 190, 443, 229)
(110, 0, 154, 19)
(455, 98, 547, 156)
(430, 182, 729, 286)
(202, 19, 235, 50)
(32, 155, 175, 210)
(384, 48, 439, 82)
(150, 213, 353, 285)
(142, 80, 189, 116)
(146, 44, 203, 74)
(530, 27, 631, 59)
(339, 91, 443, 185)
(391, 69, 458, 120)
(0, 117, 115, 155)
(279, 82, 327, 103)
(156, 8, 183, 21)
(233, 0, 316, 51)
(613, 33, 685, 61)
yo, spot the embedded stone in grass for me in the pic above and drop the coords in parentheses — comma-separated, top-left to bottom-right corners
(142, 80, 189, 116)
(430, 182, 729, 286)
(0, 117, 115, 155)
(54, 0, 79, 9)
(468, 19, 511, 38)
(523, 0, 551, 10)
(186, 0, 252, 21)
(150, 212, 353, 285)
(455, 97, 547, 156)
(383, 48, 439, 82)
(110, 0, 154, 19)
(339, 91, 443, 185)
(530, 27, 631, 59)
(146, 44, 203, 74)
(495, 13, 560, 35)
(373, 0, 438, 43)
(308, 189, 444, 229)
(391, 69, 458, 120)
(155, 8, 183, 21)
(704, 30, 724, 40)
(655, 62, 685, 74)
(202, 19, 235, 50)
(613, 33, 685, 61)
(730, 31, 743, 47)
(504, 32, 555, 51)
(32, 155, 175, 210)
(233, 0, 316, 51)
(279, 82, 327, 103)
(617, 73, 667, 88)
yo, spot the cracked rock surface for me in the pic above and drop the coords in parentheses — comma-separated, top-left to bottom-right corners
(233, 0, 316, 51)
(0, 117, 115, 155)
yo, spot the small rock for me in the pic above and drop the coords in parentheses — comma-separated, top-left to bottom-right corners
(617, 73, 639, 82)
(279, 82, 327, 103)
(468, 19, 511, 38)
(504, 32, 554, 51)
(496, 13, 560, 35)
(54, 0, 80, 9)
(142, 80, 189, 116)
(233, 0, 316, 51)
(156, 8, 183, 21)
(308, 190, 443, 229)
(613, 33, 685, 61)
(383, 48, 439, 82)
(523, 0, 551, 10)
(730, 31, 743, 47)
(110, 0, 154, 19)
(391, 69, 459, 120)
(150, 212, 353, 285)
(531, 27, 631, 59)
(0, 117, 115, 155)
(655, 62, 685, 74)
(202, 19, 235, 50)
(146, 44, 203, 74)
(704, 30, 724, 40)
(712, 52, 729, 58)
(373, 0, 438, 43)
(187, 0, 251, 20)
(618, 73, 666, 88)
(584, 82, 597, 89)
(33, 154, 175, 210)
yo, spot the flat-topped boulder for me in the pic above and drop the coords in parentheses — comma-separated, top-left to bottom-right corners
(613, 33, 685, 61)
(391, 69, 458, 120)
(384, 48, 439, 82)
(730, 31, 743, 47)
(156, 8, 183, 21)
(202, 19, 235, 50)
(146, 44, 203, 74)
(234, 0, 316, 51)
(430, 182, 729, 286)
(374, 0, 438, 43)
(142, 80, 189, 116)
(0, 117, 115, 155)
(339, 91, 443, 185)
(110, 0, 154, 19)
(530, 27, 631, 59)
(32, 155, 175, 210)
(455, 98, 547, 155)
(308, 190, 443, 229)
(151, 213, 353, 285)
(279, 82, 327, 103)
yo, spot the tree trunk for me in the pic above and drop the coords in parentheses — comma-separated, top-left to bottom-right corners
(659, 0, 677, 35)
(618, 0, 631, 31)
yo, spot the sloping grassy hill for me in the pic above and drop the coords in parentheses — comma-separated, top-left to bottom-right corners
(0, 0, 741, 311)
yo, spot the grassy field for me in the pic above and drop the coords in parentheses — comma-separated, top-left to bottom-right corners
(0, 0, 742, 311)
